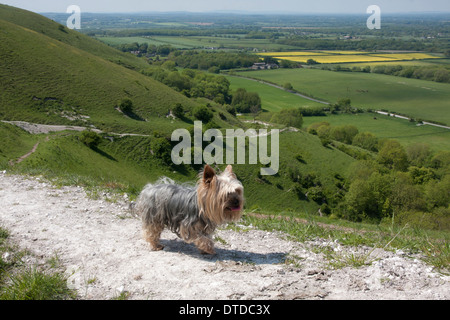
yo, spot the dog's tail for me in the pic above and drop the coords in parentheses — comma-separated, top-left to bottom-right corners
(129, 201, 138, 218)
(129, 182, 156, 218)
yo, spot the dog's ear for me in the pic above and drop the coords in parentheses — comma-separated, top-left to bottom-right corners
(203, 164, 216, 185)
(225, 165, 233, 174)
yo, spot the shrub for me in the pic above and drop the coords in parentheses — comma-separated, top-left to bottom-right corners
(193, 105, 213, 123)
(352, 132, 378, 151)
(172, 103, 184, 118)
(118, 98, 133, 114)
(270, 108, 303, 129)
(79, 130, 101, 149)
(151, 137, 172, 164)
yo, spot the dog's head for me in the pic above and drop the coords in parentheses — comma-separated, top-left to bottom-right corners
(197, 165, 244, 224)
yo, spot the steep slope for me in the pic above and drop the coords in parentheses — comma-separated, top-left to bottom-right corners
(0, 7, 198, 134)
(0, 4, 148, 71)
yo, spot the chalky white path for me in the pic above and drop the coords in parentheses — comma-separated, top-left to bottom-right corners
(0, 173, 448, 300)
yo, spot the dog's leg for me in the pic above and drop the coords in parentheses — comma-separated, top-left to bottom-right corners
(194, 236, 216, 255)
(143, 224, 164, 251)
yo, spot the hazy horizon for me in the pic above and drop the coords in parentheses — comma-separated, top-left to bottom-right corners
(1, 0, 450, 14)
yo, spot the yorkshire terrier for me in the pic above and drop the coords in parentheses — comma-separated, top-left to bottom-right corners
(135, 165, 244, 254)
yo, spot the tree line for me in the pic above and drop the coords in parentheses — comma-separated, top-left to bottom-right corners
(305, 120, 450, 229)
(170, 51, 260, 71)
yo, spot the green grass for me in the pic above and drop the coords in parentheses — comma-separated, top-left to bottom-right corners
(1, 119, 354, 214)
(0, 5, 199, 135)
(231, 130, 355, 214)
(0, 226, 76, 300)
(240, 212, 450, 273)
(0, 4, 149, 71)
(242, 68, 450, 125)
(302, 113, 450, 152)
(0, 122, 40, 168)
(11, 133, 186, 196)
(225, 75, 325, 112)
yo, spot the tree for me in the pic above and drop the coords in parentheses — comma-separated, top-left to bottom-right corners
(162, 60, 177, 71)
(336, 98, 351, 110)
(343, 172, 392, 221)
(377, 140, 409, 171)
(283, 82, 293, 90)
(231, 88, 261, 113)
(306, 59, 319, 65)
(151, 137, 172, 164)
(406, 143, 432, 167)
(79, 130, 101, 149)
(270, 108, 303, 129)
(193, 105, 213, 123)
(352, 132, 378, 151)
(119, 98, 133, 114)
(172, 103, 184, 118)
(425, 175, 450, 209)
(330, 125, 358, 144)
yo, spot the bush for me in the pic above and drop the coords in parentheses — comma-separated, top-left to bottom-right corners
(193, 105, 213, 123)
(352, 132, 378, 151)
(283, 82, 293, 90)
(151, 137, 172, 164)
(377, 140, 409, 171)
(118, 98, 133, 114)
(270, 108, 303, 129)
(79, 130, 101, 149)
(307, 186, 325, 203)
(231, 88, 261, 113)
(225, 105, 236, 116)
(172, 103, 184, 118)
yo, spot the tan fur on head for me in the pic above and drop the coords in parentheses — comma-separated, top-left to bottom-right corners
(197, 165, 244, 225)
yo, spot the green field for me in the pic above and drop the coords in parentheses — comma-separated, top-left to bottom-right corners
(97, 35, 298, 51)
(242, 68, 450, 125)
(225, 75, 325, 112)
(302, 113, 450, 152)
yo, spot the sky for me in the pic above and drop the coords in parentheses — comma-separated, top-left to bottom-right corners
(1, 0, 449, 14)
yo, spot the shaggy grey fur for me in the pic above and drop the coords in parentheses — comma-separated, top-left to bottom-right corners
(136, 183, 215, 240)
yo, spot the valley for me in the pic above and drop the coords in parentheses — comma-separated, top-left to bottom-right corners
(0, 4, 449, 299)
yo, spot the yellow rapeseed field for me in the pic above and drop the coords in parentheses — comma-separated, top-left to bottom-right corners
(260, 51, 441, 64)
(368, 53, 440, 60)
(319, 50, 366, 55)
(259, 51, 328, 56)
(274, 55, 400, 64)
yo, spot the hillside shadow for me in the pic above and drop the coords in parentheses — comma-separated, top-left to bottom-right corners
(159, 238, 287, 265)
(92, 146, 117, 161)
(123, 110, 146, 122)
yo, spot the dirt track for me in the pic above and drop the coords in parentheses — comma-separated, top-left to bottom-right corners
(0, 173, 448, 300)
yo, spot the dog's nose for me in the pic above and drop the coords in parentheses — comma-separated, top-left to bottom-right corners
(231, 196, 240, 207)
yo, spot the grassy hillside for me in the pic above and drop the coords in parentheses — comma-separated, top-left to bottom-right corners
(3, 124, 354, 214)
(0, 18, 201, 134)
(243, 68, 450, 125)
(233, 130, 355, 214)
(0, 4, 149, 71)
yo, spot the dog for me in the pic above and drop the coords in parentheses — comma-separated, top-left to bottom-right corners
(135, 165, 244, 254)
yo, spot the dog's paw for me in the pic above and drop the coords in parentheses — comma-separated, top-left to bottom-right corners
(151, 244, 165, 251)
